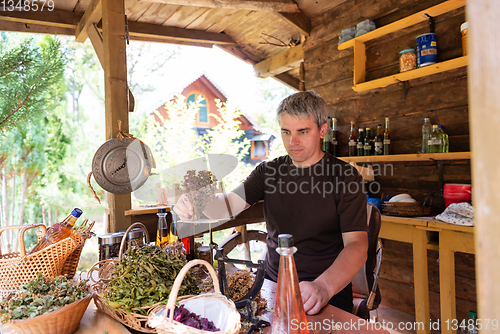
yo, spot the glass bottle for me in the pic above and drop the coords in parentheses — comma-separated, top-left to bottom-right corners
(30, 208, 82, 254)
(383, 117, 390, 155)
(272, 234, 309, 334)
(422, 118, 432, 153)
(331, 117, 338, 157)
(357, 128, 364, 156)
(364, 128, 372, 156)
(428, 125, 443, 153)
(323, 116, 332, 154)
(374, 124, 384, 155)
(156, 207, 172, 248)
(348, 121, 357, 156)
(467, 311, 478, 334)
(439, 125, 449, 153)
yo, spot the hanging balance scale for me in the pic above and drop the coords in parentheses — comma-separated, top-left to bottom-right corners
(88, 128, 155, 201)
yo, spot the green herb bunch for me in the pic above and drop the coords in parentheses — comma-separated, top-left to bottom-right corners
(181, 170, 218, 220)
(0, 273, 89, 324)
(104, 245, 199, 315)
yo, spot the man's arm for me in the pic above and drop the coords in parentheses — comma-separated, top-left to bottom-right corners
(173, 192, 250, 221)
(299, 230, 368, 315)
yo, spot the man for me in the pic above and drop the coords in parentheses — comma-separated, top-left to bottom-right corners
(174, 91, 368, 315)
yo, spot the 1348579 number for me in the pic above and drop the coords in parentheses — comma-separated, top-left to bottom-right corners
(1, 0, 54, 11)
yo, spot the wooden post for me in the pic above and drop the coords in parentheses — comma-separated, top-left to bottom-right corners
(102, 0, 131, 232)
(468, 1, 500, 329)
(299, 61, 305, 91)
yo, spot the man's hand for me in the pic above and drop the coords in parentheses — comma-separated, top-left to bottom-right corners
(299, 280, 330, 315)
(173, 194, 193, 221)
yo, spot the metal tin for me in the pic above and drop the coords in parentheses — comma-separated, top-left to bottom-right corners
(416, 33, 437, 67)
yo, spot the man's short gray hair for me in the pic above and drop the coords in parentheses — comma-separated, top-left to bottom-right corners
(276, 91, 328, 129)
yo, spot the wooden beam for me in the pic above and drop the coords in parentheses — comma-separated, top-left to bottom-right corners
(127, 21, 235, 45)
(103, 0, 131, 232)
(0, 9, 80, 28)
(75, 0, 102, 43)
(274, 72, 299, 90)
(274, 11, 311, 36)
(468, 0, 500, 327)
(0, 19, 75, 36)
(144, 0, 299, 13)
(253, 44, 304, 78)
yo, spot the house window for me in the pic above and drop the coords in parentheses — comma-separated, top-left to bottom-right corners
(251, 141, 267, 159)
(187, 93, 208, 124)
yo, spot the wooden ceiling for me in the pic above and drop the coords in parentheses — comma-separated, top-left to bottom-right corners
(0, 0, 350, 89)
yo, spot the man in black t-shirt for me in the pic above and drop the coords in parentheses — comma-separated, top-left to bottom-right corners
(174, 91, 368, 315)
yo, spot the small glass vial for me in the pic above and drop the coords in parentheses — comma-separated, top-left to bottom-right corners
(272, 234, 309, 334)
(400, 48, 417, 72)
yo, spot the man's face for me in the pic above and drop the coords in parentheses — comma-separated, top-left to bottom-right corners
(280, 114, 327, 167)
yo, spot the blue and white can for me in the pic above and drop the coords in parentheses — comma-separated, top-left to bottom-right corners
(416, 33, 437, 67)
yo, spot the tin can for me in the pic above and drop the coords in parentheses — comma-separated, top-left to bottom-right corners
(416, 33, 437, 67)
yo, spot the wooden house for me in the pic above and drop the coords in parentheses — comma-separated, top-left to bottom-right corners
(153, 73, 275, 163)
(1, 1, 499, 332)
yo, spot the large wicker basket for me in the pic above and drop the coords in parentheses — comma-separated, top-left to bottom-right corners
(9, 293, 93, 334)
(89, 222, 157, 333)
(148, 259, 241, 334)
(0, 224, 87, 297)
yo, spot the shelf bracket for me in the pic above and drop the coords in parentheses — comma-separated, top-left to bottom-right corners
(400, 80, 410, 100)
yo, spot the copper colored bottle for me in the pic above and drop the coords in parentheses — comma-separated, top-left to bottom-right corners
(30, 208, 82, 254)
(272, 234, 309, 334)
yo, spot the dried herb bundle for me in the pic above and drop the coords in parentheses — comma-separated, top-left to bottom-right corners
(181, 170, 218, 220)
(104, 245, 199, 315)
(0, 273, 89, 324)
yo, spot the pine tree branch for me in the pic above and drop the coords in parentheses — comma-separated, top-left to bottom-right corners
(0, 67, 50, 128)
(0, 60, 31, 78)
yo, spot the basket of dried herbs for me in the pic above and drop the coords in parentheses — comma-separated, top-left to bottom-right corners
(0, 273, 92, 334)
(89, 234, 200, 333)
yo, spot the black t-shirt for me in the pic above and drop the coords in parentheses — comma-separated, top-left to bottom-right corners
(233, 153, 367, 282)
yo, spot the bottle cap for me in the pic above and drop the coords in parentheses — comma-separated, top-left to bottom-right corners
(327, 116, 331, 119)
(433, 124, 438, 128)
(424, 118, 430, 121)
(378, 124, 382, 127)
(469, 311, 477, 317)
(158, 207, 167, 214)
(461, 22, 468, 32)
(366, 127, 371, 131)
(385, 117, 389, 121)
(278, 234, 294, 248)
(71, 208, 83, 218)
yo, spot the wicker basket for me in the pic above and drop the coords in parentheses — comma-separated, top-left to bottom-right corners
(89, 222, 157, 333)
(148, 259, 241, 334)
(0, 224, 86, 297)
(381, 194, 433, 217)
(9, 293, 93, 334)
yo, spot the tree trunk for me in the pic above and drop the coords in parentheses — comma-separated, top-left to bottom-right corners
(6, 174, 16, 253)
(48, 208, 52, 226)
(55, 209, 58, 224)
(42, 204, 47, 226)
(0, 167, 6, 227)
(18, 169, 28, 226)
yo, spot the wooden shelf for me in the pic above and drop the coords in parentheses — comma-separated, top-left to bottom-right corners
(337, 0, 466, 91)
(338, 151, 470, 163)
(124, 205, 169, 216)
(352, 56, 468, 92)
(338, 0, 466, 50)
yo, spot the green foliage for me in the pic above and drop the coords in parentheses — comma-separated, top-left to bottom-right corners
(0, 36, 66, 131)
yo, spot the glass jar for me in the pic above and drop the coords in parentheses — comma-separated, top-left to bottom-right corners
(126, 227, 145, 248)
(461, 22, 468, 56)
(98, 232, 125, 261)
(400, 48, 417, 72)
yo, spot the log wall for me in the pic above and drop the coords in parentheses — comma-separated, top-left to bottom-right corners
(303, 0, 474, 323)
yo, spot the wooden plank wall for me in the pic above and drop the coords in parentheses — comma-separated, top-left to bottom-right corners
(303, 0, 474, 324)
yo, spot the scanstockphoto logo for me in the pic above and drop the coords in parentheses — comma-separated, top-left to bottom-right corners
(131, 153, 244, 238)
